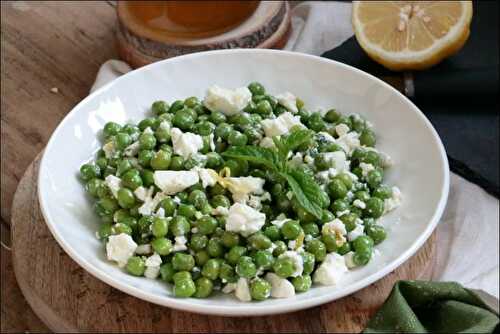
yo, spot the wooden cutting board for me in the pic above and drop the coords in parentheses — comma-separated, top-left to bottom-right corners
(11, 153, 436, 333)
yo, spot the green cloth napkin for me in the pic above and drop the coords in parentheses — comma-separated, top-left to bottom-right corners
(364, 281, 499, 333)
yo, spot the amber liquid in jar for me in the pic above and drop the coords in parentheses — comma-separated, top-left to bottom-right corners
(119, 1, 260, 40)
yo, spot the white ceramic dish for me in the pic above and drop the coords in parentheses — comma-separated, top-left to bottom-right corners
(38, 49, 449, 316)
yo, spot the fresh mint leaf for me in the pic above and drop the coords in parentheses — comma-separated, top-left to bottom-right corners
(281, 168, 324, 219)
(222, 146, 279, 170)
(281, 129, 313, 153)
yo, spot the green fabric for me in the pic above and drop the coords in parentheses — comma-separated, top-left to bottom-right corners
(364, 281, 499, 333)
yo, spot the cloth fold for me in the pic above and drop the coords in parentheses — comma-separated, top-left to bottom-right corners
(364, 281, 499, 333)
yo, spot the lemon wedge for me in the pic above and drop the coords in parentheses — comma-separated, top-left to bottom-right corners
(352, 1, 473, 70)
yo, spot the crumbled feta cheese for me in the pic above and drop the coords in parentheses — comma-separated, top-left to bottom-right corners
(384, 186, 403, 213)
(144, 253, 162, 279)
(222, 283, 237, 294)
(359, 162, 375, 177)
(317, 131, 335, 143)
(204, 85, 252, 116)
(106, 233, 137, 268)
(271, 214, 292, 228)
(209, 133, 215, 151)
(104, 175, 121, 198)
(304, 155, 314, 165)
(173, 236, 188, 251)
(336, 132, 361, 155)
(323, 151, 349, 172)
(344, 251, 357, 269)
(313, 253, 348, 286)
(194, 211, 203, 219)
(235, 277, 252, 302)
(211, 206, 229, 216)
(276, 92, 298, 113)
(134, 186, 154, 202)
(322, 219, 347, 236)
(224, 176, 265, 203)
(102, 140, 116, 159)
(347, 224, 364, 242)
(123, 141, 140, 157)
(154, 207, 165, 218)
(379, 151, 394, 168)
(143, 127, 154, 135)
(195, 168, 218, 188)
(265, 273, 295, 298)
(153, 170, 199, 194)
(261, 112, 304, 137)
(335, 124, 350, 137)
(289, 152, 304, 168)
(336, 209, 350, 217)
(304, 234, 313, 242)
(279, 251, 303, 277)
(353, 199, 366, 209)
(247, 195, 263, 210)
(259, 137, 276, 148)
(170, 128, 204, 159)
(138, 191, 168, 216)
(135, 244, 152, 255)
(346, 171, 359, 181)
(226, 203, 266, 237)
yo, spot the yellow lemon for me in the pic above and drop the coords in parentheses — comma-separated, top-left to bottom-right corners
(352, 1, 473, 71)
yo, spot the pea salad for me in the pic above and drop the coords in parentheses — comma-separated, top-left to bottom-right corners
(79, 83, 402, 301)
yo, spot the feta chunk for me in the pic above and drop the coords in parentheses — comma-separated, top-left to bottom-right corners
(226, 203, 266, 237)
(271, 214, 291, 228)
(102, 140, 116, 159)
(323, 151, 349, 172)
(104, 175, 121, 199)
(138, 191, 168, 216)
(359, 162, 375, 177)
(313, 253, 348, 286)
(317, 131, 335, 143)
(196, 168, 218, 188)
(170, 128, 204, 159)
(353, 199, 366, 209)
(204, 85, 252, 116)
(276, 92, 298, 113)
(335, 124, 350, 137)
(278, 251, 303, 277)
(135, 244, 152, 255)
(106, 233, 137, 268)
(173, 236, 188, 251)
(222, 283, 237, 294)
(347, 224, 364, 242)
(224, 176, 265, 203)
(322, 219, 347, 236)
(153, 170, 199, 194)
(336, 132, 360, 155)
(235, 277, 252, 302)
(144, 253, 162, 279)
(384, 186, 403, 213)
(134, 186, 154, 202)
(265, 273, 295, 298)
(344, 251, 357, 269)
(212, 206, 229, 216)
(123, 141, 140, 157)
(261, 112, 304, 137)
(259, 137, 276, 148)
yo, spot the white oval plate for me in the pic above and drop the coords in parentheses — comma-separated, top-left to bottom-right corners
(38, 49, 449, 316)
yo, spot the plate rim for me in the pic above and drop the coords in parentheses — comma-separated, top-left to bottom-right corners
(38, 48, 450, 316)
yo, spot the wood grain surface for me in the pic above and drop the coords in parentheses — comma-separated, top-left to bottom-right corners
(9, 154, 436, 333)
(1, 1, 117, 332)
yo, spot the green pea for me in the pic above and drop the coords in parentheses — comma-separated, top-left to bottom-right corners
(250, 278, 271, 301)
(327, 179, 348, 199)
(314, 154, 331, 171)
(98, 196, 119, 214)
(362, 151, 381, 167)
(214, 141, 227, 153)
(366, 169, 383, 189)
(139, 118, 159, 131)
(187, 234, 206, 252)
(203, 153, 221, 170)
(113, 223, 132, 235)
(255, 100, 272, 116)
(207, 237, 224, 258)
(192, 277, 213, 298)
(117, 188, 136, 209)
(170, 216, 190, 236)
(321, 210, 335, 224)
(137, 215, 153, 234)
(331, 199, 349, 214)
(254, 250, 274, 270)
(353, 250, 372, 266)
(121, 169, 143, 190)
(169, 156, 184, 170)
(97, 223, 113, 239)
(85, 178, 104, 197)
(219, 231, 239, 248)
(297, 207, 316, 224)
(306, 239, 326, 262)
(195, 250, 210, 266)
(139, 169, 154, 187)
(95, 157, 108, 171)
(126, 256, 146, 276)
(301, 252, 315, 275)
(176, 191, 188, 202)
(195, 216, 217, 235)
(188, 190, 207, 209)
(151, 237, 173, 256)
(274, 105, 288, 115)
(365, 197, 384, 218)
(360, 129, 376, 147)
(209, 195, 229, 210)
(243, 127, 262, 143)
(159, 197, 176, 216)
(215, 123, 232, 140)
(159, 263, 175, 282)
(116, 159, 133, 177)
(355, 190, 371, 202)
(209, 111, 226, 125)
(319, 141, 342, 153)
(353, 235, 374, 253)
(373, 185, 392, 199)
(173, 271, 192, 283)
(226, 246, 247, 265)
(177, 204, 196, 219)
(166, 100, 183, 113)
(173, 110, 195, 131)
(264, 225, 281, 241)
(273, 256, 295, 278)
(100, 214, 114, 224)
(151, 100, 169, 115)
(324, 109, 340, 123)
(103, 166, 117, 178)
(103, 122, 121, 138)
(337, 115, 352, 128)
(248, 233, 272, 250)
(224, 159, 247, 177)
(281, 220, 302, 240)
(172, 253, 195, 271)
(80, 164, 100, 181)
(272, 240, 287, 257)
(322, 234, 338, 252)
(302, 223, 320, 237)
(236, 256, 257, 278)
(366, 224, 386, 245)
(292, 275, 312, 292)
(174, 278, 196, 298)
(308, 118, 326, 132)
(336, 173, 354, 190)
(227, 131, 248, 146)
(137, 150, 153, 167)
(115, 132, 131, 150)
(219, 263, 237, 283)
(139, 133, 157, 150)
(335, 242, 350, 255)
(201, 259, 220, 280)
(151, 217, 168, 237)
(195, 121, 215, 136)
(248, 82, 265, 95)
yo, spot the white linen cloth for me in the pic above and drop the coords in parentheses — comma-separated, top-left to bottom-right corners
(91, 1, 499, 299)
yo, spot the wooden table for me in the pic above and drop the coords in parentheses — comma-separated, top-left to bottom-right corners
(1, 1, 118, 331)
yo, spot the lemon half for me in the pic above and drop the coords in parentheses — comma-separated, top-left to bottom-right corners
(352, 1, 473, 71)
